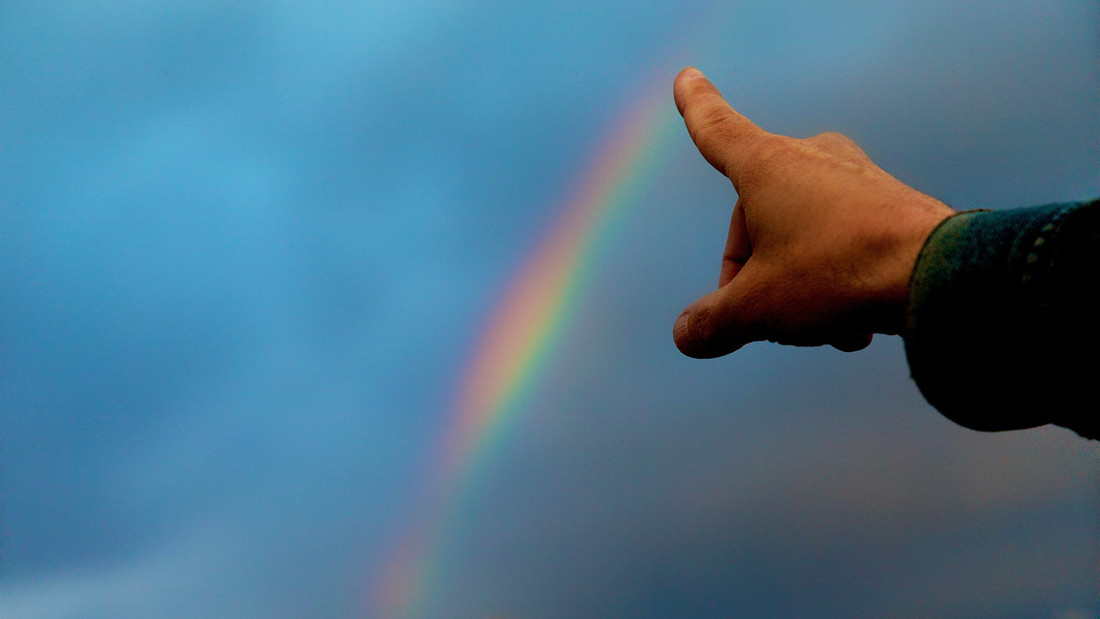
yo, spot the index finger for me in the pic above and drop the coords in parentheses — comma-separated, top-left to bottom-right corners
(673, 67, 770, 189)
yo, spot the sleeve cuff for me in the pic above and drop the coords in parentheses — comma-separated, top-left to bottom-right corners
(903, 199, 1099, 439)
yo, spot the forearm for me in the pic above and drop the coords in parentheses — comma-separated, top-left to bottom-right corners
(903, 198, 1100, 439)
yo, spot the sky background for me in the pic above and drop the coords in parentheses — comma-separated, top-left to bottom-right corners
(3, 1, 1099, 618)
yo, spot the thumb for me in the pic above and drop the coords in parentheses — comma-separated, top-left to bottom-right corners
(672, 272, 764, 358)
(673, 67, 771, 189)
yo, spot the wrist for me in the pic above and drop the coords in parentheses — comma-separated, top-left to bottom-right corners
(870, 197, 954, 336)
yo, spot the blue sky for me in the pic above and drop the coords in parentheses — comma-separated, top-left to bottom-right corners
(2, 1, 1099, 617)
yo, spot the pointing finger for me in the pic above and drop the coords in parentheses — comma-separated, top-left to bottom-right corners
(673, 67, 771, 189)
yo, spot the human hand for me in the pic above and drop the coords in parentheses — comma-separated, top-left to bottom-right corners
(672, 67, 955, 357)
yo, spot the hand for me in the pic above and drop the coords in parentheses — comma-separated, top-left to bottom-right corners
(672, 67, 955, 357)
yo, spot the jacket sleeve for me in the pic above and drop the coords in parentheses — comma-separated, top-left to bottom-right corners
(903, 198, 1100, 440)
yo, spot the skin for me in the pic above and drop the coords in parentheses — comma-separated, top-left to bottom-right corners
(672, 67, 955, 358)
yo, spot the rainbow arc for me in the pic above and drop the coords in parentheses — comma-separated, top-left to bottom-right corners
(372, 75, 674, 619)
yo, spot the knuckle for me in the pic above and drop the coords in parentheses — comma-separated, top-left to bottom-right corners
(814, 130, 850, 144)
(752, 134, 794, 162)
(697, 101, 734, 130)
(689, 106, 735, 147)
(734, 135, 793, 185)
(807, 131, 867, 159)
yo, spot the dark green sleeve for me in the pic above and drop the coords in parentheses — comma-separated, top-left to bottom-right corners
(903, 198, 1100, 440)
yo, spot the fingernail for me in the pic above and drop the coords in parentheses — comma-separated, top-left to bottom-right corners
(683, 67, 705, 80)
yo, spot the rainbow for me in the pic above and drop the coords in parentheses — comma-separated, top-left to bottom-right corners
(371, 74, 675, 619)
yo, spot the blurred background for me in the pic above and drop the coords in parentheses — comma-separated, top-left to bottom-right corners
(3, 1, 1099, 617)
